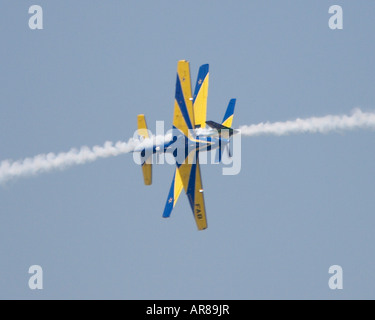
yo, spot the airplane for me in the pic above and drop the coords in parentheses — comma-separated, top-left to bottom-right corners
(135, 60, 238, 230)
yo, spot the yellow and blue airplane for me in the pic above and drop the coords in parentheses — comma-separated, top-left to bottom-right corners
(136, 60, 237, 230)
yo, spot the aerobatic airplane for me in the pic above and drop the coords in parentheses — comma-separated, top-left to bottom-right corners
(135, 60, 237, 230)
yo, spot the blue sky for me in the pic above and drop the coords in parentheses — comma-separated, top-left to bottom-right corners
(0, 1, 374, 299)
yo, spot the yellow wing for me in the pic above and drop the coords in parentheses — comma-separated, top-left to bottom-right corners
(172, 60, 195, 137)
(163, 150, 207, 230)
(137, 114, 152, 185)
(163, 167, 184, 218)
(177, 150, 207, 230)
(193, 64, 209, 128)
(189, 156, 207, 230)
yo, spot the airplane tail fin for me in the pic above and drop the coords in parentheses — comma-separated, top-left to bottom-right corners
(137, 114, 152, 185)
(221, 98, 237, 159)
(206, 99, 237, 163)
(221, 98, 236, 127)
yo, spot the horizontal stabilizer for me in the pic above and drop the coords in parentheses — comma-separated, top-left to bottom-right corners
(206, 120, 231, 131)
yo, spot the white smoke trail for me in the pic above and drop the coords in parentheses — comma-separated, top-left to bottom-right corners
(239, 108, 375, 137)
(0, 134, 173, 184)
(0, 139, 138, 184)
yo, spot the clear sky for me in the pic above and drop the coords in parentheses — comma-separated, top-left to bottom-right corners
(1, 1, 374, 299)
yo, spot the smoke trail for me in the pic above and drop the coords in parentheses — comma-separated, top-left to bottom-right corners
(0, 134, 173, 184)
(239, 108, 375, 137)
(0, 139, 138, 184)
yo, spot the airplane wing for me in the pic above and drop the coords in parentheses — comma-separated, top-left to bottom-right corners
(163, 167, 184, 218)
(137, 114, 152, 185)
(193, 64, 209, 128)
(185, 152, 207, 230)
(172, 60, 195, 138)
(178, 150, 208, 230)
(163, 150, 207, 230)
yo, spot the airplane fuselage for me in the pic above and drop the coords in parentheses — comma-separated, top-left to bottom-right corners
(135, 128, 232, 165)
